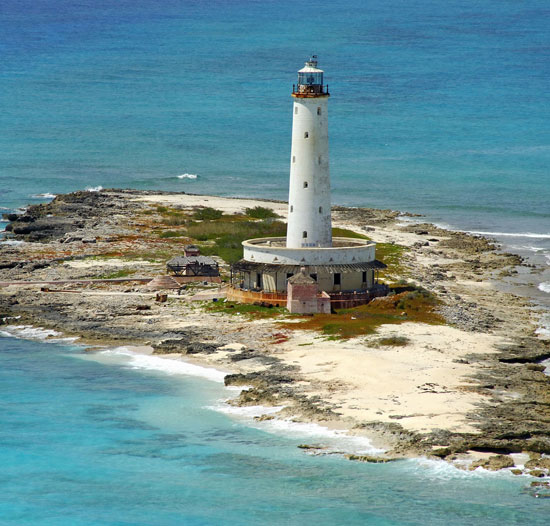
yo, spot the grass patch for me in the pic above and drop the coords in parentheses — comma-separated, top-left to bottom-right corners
(97, 269, 136, 279)
(377, 335, 410, 347)
(163, 215, 188, 226)
(245, 206, 279, 219)
(204, 300, 287, 319)
(332, 227, 369, 240)
(149, 206, 190, 226)
(190, 219, 286, 264)
(158, 230, 186, 239)
(280, 287, 442, 339)
(375, 242, 406, 280)
(123, 248, 176, 262)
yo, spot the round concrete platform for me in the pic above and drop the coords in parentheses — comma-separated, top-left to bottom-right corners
(242, 237, 376, 266)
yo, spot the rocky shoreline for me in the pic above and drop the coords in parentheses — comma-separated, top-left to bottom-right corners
(1, 189, 550, 477)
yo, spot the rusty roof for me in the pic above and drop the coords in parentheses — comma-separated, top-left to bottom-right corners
(231, 260, 386, 274)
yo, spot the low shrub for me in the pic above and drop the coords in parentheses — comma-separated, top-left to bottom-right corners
(245, 206, 279, 219)
(193, 207, 223, 220)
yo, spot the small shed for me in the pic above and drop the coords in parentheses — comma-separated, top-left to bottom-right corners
(166, 255, 220, 277)
(287, 267, 330, 314)
(184, 244, 200, 257)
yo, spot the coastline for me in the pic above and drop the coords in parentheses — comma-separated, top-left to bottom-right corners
(1, 189, 549, 475)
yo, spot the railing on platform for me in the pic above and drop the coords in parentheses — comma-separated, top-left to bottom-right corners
(227, 284, 389, 309)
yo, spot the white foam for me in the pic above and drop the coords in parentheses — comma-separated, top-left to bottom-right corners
(177, 173, 198, 180)
(213, 403, 284, 418)
(538, 282, 550, 294)
(99, 347, 226, 383)
(30, 193, 56, 199)
(1, 324, 62, 340)
(85, 185, 103, 192)
(469, 230, 550, 239)
(210, 400, 383, 454)
(0, 239, 26, 245)
(408, 457, 514, 480)
(507, 244, 546, 253)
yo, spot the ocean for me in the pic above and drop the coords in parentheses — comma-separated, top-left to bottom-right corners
(0, 330, 548, 525)
(1, 0, 549, 521)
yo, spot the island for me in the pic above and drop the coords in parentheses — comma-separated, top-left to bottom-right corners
(1, 188, 550, 477)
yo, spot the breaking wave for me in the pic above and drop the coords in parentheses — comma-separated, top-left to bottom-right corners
(30, 193, 56, 199)
(468, 230, 550, 239)
(99, 347, 226, 383)
(85, 185, 103, 192)
(177, 173, 198, 180)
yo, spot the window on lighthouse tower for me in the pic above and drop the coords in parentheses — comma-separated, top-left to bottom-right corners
(304, 132, 309, 138)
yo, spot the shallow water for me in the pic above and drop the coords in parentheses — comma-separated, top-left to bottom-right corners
(1, 1, 550, 520)
(0, 334, 548, 525)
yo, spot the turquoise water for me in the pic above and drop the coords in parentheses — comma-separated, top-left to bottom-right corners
(1, 2, 550, 520)
(0, 333, 548, 525)
(2, 0, 549, 300)
(1, 0, 549, 234)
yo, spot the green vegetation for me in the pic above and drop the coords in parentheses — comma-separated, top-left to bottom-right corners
(191, 219, 286, 264)
(97, 268, 136, 279)
(281, 286, 442, 339)
(151, 205, 188, 225)
(395, 286, 433, 311)
(193, 207, 223, 220)
(158, 230, 186, 239)
(331, 227, 369, 240)
(245, 206, 279, 219)
(375, 242, 406, 281)
(329, 227, 406, 280)
(377, 335, 410, 347)
(163, 215, 188, 226)
(204, 300, 287, 319)
(123, 248, 176, 262)
(143, 202, 406, 280)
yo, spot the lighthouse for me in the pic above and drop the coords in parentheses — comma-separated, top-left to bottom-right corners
(229, 56, 387, 311)
(286, 56, 332, 248)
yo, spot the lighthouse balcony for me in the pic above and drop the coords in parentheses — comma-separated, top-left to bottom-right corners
(292, 84, 330, 97)
(242, 236, 376, 266)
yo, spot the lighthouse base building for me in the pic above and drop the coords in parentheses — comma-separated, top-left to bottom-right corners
(228, 57, 387, 313)
(228, 237, 387, 311)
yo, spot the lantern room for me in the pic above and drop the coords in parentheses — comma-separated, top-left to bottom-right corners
(293, 55, 329, 96)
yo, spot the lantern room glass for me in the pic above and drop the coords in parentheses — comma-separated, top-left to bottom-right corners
(298, 71, 323, 86)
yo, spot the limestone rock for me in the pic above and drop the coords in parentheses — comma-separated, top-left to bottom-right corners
(469, 455, 515, 471)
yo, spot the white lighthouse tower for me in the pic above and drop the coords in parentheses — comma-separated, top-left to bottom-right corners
(229, 56, 387, 311)
(286, 56, 332, 248)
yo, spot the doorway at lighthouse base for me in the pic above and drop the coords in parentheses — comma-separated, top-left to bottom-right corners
(228, 260, 389, 312)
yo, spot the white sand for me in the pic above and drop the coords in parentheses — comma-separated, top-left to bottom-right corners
(63, 258, 158, 269)
(277, 323, 506, 434)
(132, 193, 288, 217)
